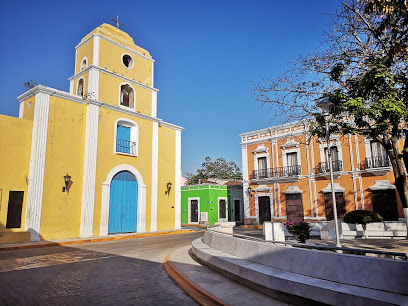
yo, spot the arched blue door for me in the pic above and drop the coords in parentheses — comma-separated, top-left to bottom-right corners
(108, 171, 138, 234)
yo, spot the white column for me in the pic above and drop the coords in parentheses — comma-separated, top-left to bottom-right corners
(138, 185, 147, 233)
(79, 103, 99, 238)
(88, 69, 100, 101)
(241, 145, 250, 223)
(25, 92, 50, 241)
(93, 35, 100, 67)
(19, 101, 24, 119)
(69, 80, 74, 94)
(150, 121, 159, 232)
(151, 91, 157, 118)
(175, 130, 182, 229)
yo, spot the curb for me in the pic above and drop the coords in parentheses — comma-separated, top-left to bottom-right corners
(0, 230, 197, 252)
(164, 247, 229, 306)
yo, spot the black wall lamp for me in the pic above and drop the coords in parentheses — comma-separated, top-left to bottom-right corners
(165, 181, 172, 195)
(63, 173, 71, 192)
(247, 186, 252, 197)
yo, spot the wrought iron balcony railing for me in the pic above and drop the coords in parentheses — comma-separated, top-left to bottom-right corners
(362, 156, 391, 170)
(317, 160, 343, 174)
(250, 165, 301, 180)
(116, 139, 137, 155)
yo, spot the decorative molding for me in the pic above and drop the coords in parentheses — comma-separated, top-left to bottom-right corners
(75, 33, 155, 63)
(321, 183, 345, 193)
(253, 144, 268, 153)
(80, 103, 99, 238)
(175, 130, 182, 229)
(254, 185, 271, 193)
(283, 186, 303, 194)
(100, 164, 147, 236)
(150, 121, 159, 232)
(17, 85, 183, 131)
(25, 92, 50, 241)
(369, 180, 396, 191)
(317, 134, 339, 143)
(281, 139, 299, 148)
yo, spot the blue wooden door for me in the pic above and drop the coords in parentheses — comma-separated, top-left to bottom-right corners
(108, 171, 138, 234)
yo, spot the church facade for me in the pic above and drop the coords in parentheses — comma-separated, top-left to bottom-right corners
(0, 24, 182, 242)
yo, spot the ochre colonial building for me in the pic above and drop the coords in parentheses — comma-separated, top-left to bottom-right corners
(0, 24, 182, 243)
(240, 121, 405, 225)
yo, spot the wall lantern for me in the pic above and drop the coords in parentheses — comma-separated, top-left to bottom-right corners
(165, 181, 172, 195)
(63, 173, 71, 192)
(247, 186, 252, 197)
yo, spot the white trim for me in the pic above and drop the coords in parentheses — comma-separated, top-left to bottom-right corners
(93, 36, 100, 67)
(369, 180, 396, 191)
(253, 144, 268, 153)
(241, 145, 248, 181)
(100, 164, 147, 236)
(281, 139, 299, 148)
(253, 152, 270, 172)
(282, 146, 301, 169)
(359, 176, 365, 209)
(319, 138, 343, 166)
(321, 183, 345, 193)
(188, 197, 200, 224)
(25, 92, 50, 241)
(19, 101, 24, 118)
(151, 91, 157, 118)
(80, 56, 88, 71)
(150, 121, 159, 231)
(114, 118, 139, 156)
(80, 103, 99, 238)
(121, 53, 134, 69)
(283, 186, 303, 194)
(218, 197, 228, 222)
(88, 69, 99, 101)
(118, 82, 136, 111)
(69, 80, 74, 94)
(243, 182, 250, 222)
(175, 130, 182, 229)
(76, 33, 155, 63)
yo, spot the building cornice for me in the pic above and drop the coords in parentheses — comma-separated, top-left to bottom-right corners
(76, 33, 155, 63)
(68, 65, 159, 93)
(239, 119, 311, 138)
(17, 85, 183, 131)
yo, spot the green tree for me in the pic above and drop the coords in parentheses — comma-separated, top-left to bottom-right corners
(252, 0, 408, 219)
(186, 157, 242, 185)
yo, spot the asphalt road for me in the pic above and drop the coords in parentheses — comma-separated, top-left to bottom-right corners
(0, 232, 204, 305)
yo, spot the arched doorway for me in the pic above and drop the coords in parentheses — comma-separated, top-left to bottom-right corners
(108, 171, 138, 234)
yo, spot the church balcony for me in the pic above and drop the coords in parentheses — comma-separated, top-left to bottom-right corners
(116, 139, 137, 156)
(360, 156, 392, 176)
(250, 165, 301, 183)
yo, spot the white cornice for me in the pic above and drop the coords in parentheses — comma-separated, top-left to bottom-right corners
(76, 33, 155, 63)
(68, 65, 159, 93)
(17, 85, 183, 131)
(239, 119, 310, 138)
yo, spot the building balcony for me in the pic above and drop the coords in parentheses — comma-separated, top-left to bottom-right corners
(360, 156, 392, 176)
(250, 165, 301, 183)
(317, 160, 343, 174)
(116, 139, 137, 155)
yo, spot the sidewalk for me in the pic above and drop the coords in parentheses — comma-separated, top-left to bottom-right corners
(0, 228, 200, 252)
(165, 245, 290, 306)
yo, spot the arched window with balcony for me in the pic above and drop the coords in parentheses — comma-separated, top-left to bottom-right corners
(114, 119, 138, 156)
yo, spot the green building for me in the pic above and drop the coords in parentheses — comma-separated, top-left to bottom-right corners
(181, 183, 243, 225)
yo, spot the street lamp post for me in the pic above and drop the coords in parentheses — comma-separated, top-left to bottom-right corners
(317, 98, 342, 249)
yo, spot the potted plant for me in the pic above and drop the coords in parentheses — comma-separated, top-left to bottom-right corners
(284, 221, 312, 243)
(344, 210, 383, 238)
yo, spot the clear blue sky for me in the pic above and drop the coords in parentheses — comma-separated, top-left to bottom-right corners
(0, 0, 340, 176)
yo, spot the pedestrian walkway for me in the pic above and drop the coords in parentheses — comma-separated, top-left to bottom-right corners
(165, 245, 290, 306)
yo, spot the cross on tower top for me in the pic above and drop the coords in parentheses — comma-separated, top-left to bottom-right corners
(111, 15, 124, 29)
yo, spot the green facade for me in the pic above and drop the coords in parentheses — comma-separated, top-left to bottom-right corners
(181, 184, 232, 225)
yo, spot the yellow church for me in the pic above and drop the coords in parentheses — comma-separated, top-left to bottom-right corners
(0, 23, 182, 243)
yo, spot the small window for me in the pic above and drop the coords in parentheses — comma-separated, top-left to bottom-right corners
(120, 84, 135, 109)
(77, 78, 84, 97)
(81, 58, 87, 71)
(122, 54, 134, 69)
(115, 120, 138, 156)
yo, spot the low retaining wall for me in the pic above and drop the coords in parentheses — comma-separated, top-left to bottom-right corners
(193, 230, 408, 305)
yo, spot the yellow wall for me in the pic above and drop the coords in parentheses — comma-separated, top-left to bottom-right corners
(40, 97, 86, 240)
(92, 107, 154, 236)
(0, 115, 32, 233)
(98, 73, 152, 115)
(157, 126, 177, 230)
(21, 98, 35, 121)
(75, 38, 94, 74)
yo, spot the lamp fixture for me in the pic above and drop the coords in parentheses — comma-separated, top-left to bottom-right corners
(165, 181, 172, 195)
(316, 97, 334, 116)
(247, 186, 252, 197)
(63, 173, 71, 192)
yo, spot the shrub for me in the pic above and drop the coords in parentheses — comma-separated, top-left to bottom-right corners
(344, 210, 383, 230)
(284, 221, 312, 243)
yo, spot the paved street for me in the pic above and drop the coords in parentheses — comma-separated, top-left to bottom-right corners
(0, 232, 203, 305)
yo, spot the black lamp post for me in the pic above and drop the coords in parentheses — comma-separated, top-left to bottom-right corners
(165, 181, 172, 195)
(63, 173, 71, 192)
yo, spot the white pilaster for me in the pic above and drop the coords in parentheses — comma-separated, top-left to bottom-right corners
(138, 185, 147, 233)
(150, 121, 159, 232)
(241, 145, 248, 181)
(25, 92, 50, 241)
(88, 69, 100, 100)
(175, 130, 181, 229)
(93, 35, 100, 67)
(151, 91, 157, 118)
(69, 80, 74, 94)
(19, 101, 24, 118)
(79, 103, 99, 238)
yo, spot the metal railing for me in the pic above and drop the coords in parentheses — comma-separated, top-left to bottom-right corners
(362, 156, 391, 170)
(116, 139, 137, 155)
(206, 227, 407, 260)
(250, 165, 301, 180)
(317, 160, 342, 174)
